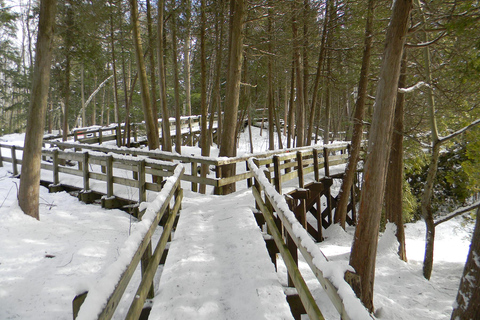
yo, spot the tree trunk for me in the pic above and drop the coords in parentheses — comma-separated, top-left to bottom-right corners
(385, 50, 408, 262)
(183, 0, 192, 118)
(307, 0, 330, 146)
(171, 1, 182, 154)
(130, 0, 159, 151)
(157, 0, 172, 151)
(335, 0, 375, 228)
(199, 0, 209, 194)
(349, 0, 412, 312)
(19, 0, 57, 220)
(451, 208, 480, 319)
(267, 5, 275, 150)
(109, 5, 121, 145)
(62, 3, 73, 142)
(211, 0, 225, 150)
(287, 60, 295, 148)
(147, 0, 159, 145)
(291, 0, 305, 147)
(218, 0, 245, 194)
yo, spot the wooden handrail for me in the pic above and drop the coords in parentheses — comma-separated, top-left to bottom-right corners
(74, 165, 184, 320)
(248, 159, 372, 320)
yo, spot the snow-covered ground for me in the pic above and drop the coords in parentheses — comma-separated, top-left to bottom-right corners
(0, 128, 474, 319)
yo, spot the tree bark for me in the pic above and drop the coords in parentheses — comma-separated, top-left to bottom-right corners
(130, 0, 159, 151)
(199, 0, 209, 194)
(451, 208, 480, 320)
(335, 0, 375, 228)
(307, 0, 330, 146)
(171, 1, 182, 154)
(267, 4, 275, 150)
(157, 0, 172, 151)
(183, 0, 192, 118)
(109, 4, 121, 145)
(291, 0, 305, 147)
(349, 0, 412, 312)
(385, 50, 408, 262)
(19, 0, 57, 220)
(62, 3, 73, 142)
(218, 0, 245, 194)
(147, 0, 159, 145)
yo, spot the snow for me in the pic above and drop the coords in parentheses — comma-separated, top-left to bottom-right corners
(0, 127, 476, 320)
(149, 190, 294, 320)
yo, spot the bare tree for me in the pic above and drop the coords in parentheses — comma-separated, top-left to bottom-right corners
(19, 0, 57, 220)
(348, 0, 413, 312)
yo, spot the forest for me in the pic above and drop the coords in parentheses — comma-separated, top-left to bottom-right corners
(1, 0, 480, 318)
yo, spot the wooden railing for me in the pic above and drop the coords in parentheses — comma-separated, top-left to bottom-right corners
(0, 143, 178, 210)
(44, 115, 218, 147)
(40, 140, 351, 195)
(73, 164, 184, 320)
(248, 159, 371, 320)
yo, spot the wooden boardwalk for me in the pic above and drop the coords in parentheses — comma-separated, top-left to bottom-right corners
(149, 191, 294, 320)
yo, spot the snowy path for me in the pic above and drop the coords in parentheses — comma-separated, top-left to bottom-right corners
(149, 190, 294, 320)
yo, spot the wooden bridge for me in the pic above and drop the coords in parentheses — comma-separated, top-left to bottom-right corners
(0, 135, 368, 319)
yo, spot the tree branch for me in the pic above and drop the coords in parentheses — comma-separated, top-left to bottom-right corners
(398, 81, 429, 93)
(439, 118, 480, 144)
(434, 201, 480, 227)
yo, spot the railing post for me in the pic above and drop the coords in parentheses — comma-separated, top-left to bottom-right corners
(106, 155, 113, 198)
(246, 161, 252, 188)
(273, 155, 282, 194)
(11, 145, 18, 176)
(313, 148, 319, 182)
(74, 130, 78, 142)
(138, 159, 146, 203)
(82, 151, 89, 191)
(52, 149, 59, 185)
(323, 147, 330, 177)
(191, 161, 198, 192)
(0, 144, 3, 167)
(188, 117, 194, 146)
(214, 165, 223, 195)
(296, 151, 304, 188)
(141, 240, 155, 299)
(116, 124, 121, 147)
(98, 129, 103, 144)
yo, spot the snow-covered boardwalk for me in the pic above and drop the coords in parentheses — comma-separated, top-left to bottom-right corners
(149, 190, 294, 320)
